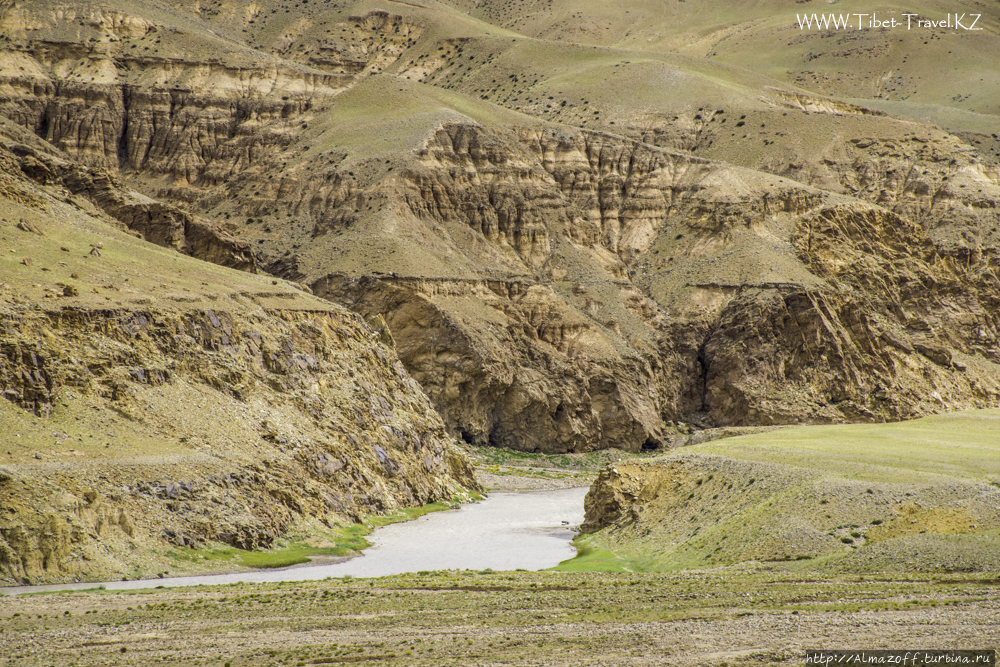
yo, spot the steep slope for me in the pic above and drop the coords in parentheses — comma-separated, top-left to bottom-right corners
(0, 129, 477, 585)
(398, 31, 1000, 254)
(0, 118, 255, 270)
(231, 76, 1000, 448)
(2, 0, 999, 454)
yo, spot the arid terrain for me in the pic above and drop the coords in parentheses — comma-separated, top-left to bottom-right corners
(2, 0, 999, 456)
(2, 569, 999, 666)
(1, 0, 1000, 663)
(0, 119, 478, 585)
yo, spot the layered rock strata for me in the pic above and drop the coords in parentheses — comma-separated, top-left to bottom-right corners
(0, 135, 477, 584)
(3, 0, 1000, 455)
(307, 121, 1000, 448)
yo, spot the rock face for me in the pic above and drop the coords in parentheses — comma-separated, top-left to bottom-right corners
(0, 304, 476, 582)
(2, 0, 1000, 454)
(0, 134, 477, 585)
(310, 120, 1000, 449)
(0, 2, 417, 192)
(317, 274, 666, 453)
(7, 138, 255, 271)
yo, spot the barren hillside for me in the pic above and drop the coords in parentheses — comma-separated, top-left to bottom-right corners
(2, 0, 998, 457)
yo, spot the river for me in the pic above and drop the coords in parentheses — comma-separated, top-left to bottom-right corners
(0, 486, 588, 596)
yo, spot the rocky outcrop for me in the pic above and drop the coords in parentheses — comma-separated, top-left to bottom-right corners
(351, 123, 1000, 441)
(0, 302, 476, 583)
(0, 3, 422, 196)
(315, 274, 666, 453)
(580, 418, 1000, 572)
(7, 139, 255, 270)
(265, 116, 1000, 450)
(4, 0, 1000, 455)
(0, 137, 477, 584)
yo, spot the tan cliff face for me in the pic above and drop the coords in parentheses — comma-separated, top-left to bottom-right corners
(301, 117, 1000, 446)
(1, 0, 999, 455)
(0, 1, 420, 194)
(0, 304, 477, 583)
(313, 274, 667, 453)
(7, 135, 255, 271)
(0, 133, 477, 585)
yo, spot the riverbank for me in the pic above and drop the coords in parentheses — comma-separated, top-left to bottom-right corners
(476, 468, 592, 490)
(471, 446, 660, 491)
(1, 488, 586, 596)
(0, 446, 643, 589)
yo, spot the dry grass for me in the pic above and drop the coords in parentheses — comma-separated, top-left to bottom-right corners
(2, 569, 999, 666)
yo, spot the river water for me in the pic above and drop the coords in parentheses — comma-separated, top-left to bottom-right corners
(0, 486, 588, 596)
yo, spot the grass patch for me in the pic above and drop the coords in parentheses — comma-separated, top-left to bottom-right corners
(549, 536, 647, 573)
(166, 537, 364, 570)
(693, 409, 1000, 484)
(571, 410, 1000, 575)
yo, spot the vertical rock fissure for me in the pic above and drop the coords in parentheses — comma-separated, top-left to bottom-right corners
(696, 343, 709, 413)
(118, 86, 131, 172)
(37, 90, 51, 142)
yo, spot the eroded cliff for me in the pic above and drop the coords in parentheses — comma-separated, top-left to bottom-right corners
(0, 133, 477, 585)
(305, 114, 1000, 448)
(3, 0, 1000, 456)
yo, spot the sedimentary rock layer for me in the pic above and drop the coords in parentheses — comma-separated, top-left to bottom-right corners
(0, 134, 477, 584)
(3, 0, 1000, 453)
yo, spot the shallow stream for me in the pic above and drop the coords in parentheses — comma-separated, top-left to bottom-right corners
(0, 486, 587, 596)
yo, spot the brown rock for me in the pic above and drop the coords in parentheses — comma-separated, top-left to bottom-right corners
(16, 221, 41, 235)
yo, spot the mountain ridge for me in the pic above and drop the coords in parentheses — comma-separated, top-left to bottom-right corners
(1, 0, 998, 456)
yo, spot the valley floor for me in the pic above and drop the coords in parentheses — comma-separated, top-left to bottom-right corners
(2, 569, 997, 666)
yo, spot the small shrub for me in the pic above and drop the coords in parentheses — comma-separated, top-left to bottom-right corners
(840, 537, 853, 544)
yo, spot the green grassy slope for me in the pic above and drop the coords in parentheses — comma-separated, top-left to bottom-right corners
(567, 410, 1000, 574)
(694, 409, 1000, 483)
